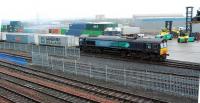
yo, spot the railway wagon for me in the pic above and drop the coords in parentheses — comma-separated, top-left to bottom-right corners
(0, 32, 7, 41)
(6, 33, 34, 44)
(38, 34, 79, 47)
(80, 37, 168, 61)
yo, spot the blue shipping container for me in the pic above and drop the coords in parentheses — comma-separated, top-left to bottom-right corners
(69, 23, 86, 30)
(66, 29, 83, 36)
(10, 21, 22, 26)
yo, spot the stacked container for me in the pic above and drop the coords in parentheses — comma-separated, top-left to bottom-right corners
(66, 23, 86, 36)
(82, 22, 118, 37)
(9, 21, 24, 33)
(1, 25, 8, 32)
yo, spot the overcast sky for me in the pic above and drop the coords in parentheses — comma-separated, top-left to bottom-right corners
(0, 0, 200, 21)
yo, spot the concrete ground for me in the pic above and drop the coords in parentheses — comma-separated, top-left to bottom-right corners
(167, 39, 200, 63)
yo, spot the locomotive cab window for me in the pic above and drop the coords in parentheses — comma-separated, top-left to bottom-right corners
(146, 43, 152, 49)
(160, 42, 167, 48)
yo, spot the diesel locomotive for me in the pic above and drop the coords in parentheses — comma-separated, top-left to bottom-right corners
(80, 37, 168, 61)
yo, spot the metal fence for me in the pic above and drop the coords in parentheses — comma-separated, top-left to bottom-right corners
(31, 52, 199, 99)
(0, 42, 80, 59)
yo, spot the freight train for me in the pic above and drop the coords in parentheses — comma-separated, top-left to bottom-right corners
(80, 37, 168, 61)
(0, 32, 169, 61)
(0, 33, 79, 47)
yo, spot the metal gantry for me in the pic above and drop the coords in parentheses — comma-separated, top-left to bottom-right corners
(186, 6, 194, 36)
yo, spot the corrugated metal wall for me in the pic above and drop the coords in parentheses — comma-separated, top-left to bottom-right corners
(134, 18, 185, 34)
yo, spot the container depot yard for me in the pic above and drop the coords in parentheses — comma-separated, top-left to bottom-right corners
(168, 39, 200, 63)
(1, 0, 200, 103)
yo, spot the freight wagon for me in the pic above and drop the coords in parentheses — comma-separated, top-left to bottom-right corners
(80, 37, 168, 61)
(6, 33, 34, 44)
(38, 34, 79, 47)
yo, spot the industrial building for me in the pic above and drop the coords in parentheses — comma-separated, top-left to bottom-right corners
(133, 14, 185, 34)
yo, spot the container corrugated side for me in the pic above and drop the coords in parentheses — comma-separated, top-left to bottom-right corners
(6, 33, 33, 43)
(38, 35, 78, 47)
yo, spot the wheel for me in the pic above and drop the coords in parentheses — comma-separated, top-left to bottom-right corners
(159, 56, 166, 62)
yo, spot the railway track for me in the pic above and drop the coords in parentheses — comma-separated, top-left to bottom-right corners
(0, 83, 39, 103)
(1, 49, 200, 71)
(81, 52, 200, 71)
(0, 60, 167, 103)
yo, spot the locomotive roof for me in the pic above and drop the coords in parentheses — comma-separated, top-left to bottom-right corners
(83, 37, 165, 43)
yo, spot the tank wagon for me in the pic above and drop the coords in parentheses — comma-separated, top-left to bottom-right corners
(80, 37, 168, 61)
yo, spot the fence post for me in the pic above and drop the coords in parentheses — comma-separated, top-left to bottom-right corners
(62, 58, 65, 72)
(51, 56, 53, 70)
(41, 53, 43, 66)
(46, 53, 49, 67)
(39, 46, 41, 54)
(75, 60, 77, 75)
(124, 66, 126, 86)
(106, 65, 108, 82)
(14, 43, 15, 50)
(3, 42, 5, 49)
(198, 76, 200, 103)
(9, 42, 10, 49)
(89, 63, 92, 78)
(45, 46, 47, 53)
(54, 47, 55, 55)
(170, 75, 172, 93)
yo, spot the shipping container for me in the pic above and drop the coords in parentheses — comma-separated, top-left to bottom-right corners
(66, 29, 83, 36)
(86, 22, 118, 31)
(61, 28, 67, 34)
(122, 26, 140, 35)
(10, 21, 22, 27)
(0, 33, 7, 41)
(6, 33, 34, 44)
(1, 25, 8, 32)
(38, 34, 79, 47)
(82, 30, 103, 37)
(69, 23, 87, 29)
(24, 29, 48, 34)
(52, 29, 60, 34)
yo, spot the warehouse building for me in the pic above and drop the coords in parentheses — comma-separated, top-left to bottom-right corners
(133, 14, 185, 34)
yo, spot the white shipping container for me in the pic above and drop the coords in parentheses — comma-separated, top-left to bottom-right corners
(0, 32, 7, 41)
(122, 26, 140, 34)
(38, 34, 79, 47)
(192, 23, 200, 32)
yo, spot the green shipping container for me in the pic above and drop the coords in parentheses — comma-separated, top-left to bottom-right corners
(86, 23, 118, 31)
(61, 28, 67, 34)
(1, 25, 8, 32)
(82, 30, 103, 37)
